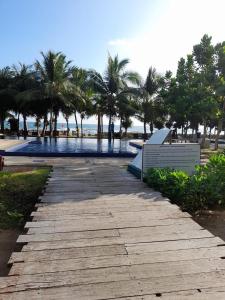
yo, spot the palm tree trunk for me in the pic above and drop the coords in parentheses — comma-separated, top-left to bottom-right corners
(143, 121, 147, 140)
(65, 117, 69, 137)
(119, 117, 122, 137)
(0, 114, 4, 133)
(97, 112, 101, 139)
(41, 115, 47, 136)
(17, 114, 20, 137)
(54, 113, 58, 136)
(101, 115, 103, 134)
(81, 117, 84, 138)
(143, 121, 146, 135)
(150, 121, 153, 135)
(36, 117, 40, 137)
(49, 106, 53, 137)
(108, 114, 112, 141)
(23, 114, 28, 138)
(74, 112, 79, 137)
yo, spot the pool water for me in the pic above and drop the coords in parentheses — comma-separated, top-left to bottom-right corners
(6, 138, 138, 156)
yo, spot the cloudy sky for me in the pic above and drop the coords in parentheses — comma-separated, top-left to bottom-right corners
(1, 0, 224, 124)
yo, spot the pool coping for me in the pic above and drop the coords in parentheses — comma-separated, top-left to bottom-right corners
(0, 150, 136, 158)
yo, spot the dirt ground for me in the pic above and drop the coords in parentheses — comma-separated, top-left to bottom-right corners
(0, 229, 21, 276)
(194, 210, 225, 242)
(3, 165, 38, 173)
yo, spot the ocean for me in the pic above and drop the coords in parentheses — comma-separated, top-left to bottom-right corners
(4, 121, 147, 134)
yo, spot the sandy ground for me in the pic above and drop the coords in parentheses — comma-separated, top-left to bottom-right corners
(194, 210, 225, 242)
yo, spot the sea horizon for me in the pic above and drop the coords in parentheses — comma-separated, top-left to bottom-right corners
(4, 121, 147, 134)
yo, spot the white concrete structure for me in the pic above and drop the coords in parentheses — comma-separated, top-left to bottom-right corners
(128, 128, 200, 178)
(129, 128, 171, 173)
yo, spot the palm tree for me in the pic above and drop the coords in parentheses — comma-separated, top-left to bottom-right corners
(63, 67, 92, 137)
(12, 63, 39, 137)
(0, 67, 14, 133)
(137, 67, 160, 137)
(35, 51, 72, 136)
(89, 54, 140, 140)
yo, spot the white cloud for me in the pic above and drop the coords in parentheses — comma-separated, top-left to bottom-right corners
(108, 0, 225, 78)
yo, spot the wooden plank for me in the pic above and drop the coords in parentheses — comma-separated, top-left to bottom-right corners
(17, 229, 120, 243)
(2, 270, 225, 297)
(112, 290, 225, 300)
(25, 211, 191, 228)
(21, 230, 214, 251)
(26, 219, 198, 235)
(44, 200, 176, 209)
(9, 247, 225, 275)
(36, 197, 169, 208)
(28, 217, 194, 232)
(31, 205, 180, 217)
(4, 259, 225, 291)
(126, 237, 223, 253)
(9, 244, 127, 264)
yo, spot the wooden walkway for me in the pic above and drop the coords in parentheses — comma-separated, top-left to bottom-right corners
(1, 158, 225, 299)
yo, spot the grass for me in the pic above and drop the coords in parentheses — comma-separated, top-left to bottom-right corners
(0, 167, 51, 228)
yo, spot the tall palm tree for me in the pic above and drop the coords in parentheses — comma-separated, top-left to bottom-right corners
(35, 51, 72, 136)
(137, 67, 161, 136)
(63, 67, 91, 137)
(12, 63, 39, 137)
(0, 67, 14, 132)
(89, 54, 140, 140)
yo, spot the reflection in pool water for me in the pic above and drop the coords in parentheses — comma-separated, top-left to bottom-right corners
(8, 137, 138, 154)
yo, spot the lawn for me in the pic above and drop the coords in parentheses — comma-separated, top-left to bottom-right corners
(0, 167, 51, 228)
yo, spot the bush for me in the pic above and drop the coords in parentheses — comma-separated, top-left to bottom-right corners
(145, 152, 225, 212)
(0, 168, 50, 228)
(145, 168, 188, 204)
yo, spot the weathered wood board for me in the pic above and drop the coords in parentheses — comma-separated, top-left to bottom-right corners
(1, 158, 225, 299)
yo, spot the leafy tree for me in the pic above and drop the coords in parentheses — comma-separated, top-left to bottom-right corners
(214, 42, 225, 149)
(193, 34, 217, 147)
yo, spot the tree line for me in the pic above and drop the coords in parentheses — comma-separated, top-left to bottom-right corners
(0, 34, 224, 148)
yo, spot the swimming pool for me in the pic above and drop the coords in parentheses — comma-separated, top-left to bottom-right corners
(4, 138, 138, 157)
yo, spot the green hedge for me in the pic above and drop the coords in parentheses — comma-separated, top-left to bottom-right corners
(145, 152, 225, 212)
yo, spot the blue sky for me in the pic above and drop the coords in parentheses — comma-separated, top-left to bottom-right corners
(0, 0, 160, 73)
(1, 0, 224, 125)
(1, 0, 224, 76)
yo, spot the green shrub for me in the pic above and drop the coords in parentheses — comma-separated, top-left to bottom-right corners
(145, 168, 188, 204)
(145, 152, 225, 212)
(0, 168, 50, 228)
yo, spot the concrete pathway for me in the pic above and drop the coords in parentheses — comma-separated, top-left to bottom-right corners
(1, 158, 225, 299)
(0, 140, 26, 151)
